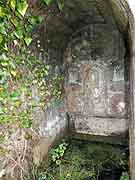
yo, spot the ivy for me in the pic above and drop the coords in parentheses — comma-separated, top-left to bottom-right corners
(16, 0, 29, 17)
(43, 0, 53, 6)
(0, 0, 64, 146)
(57, 0, 64, 11)
(0, 0, 63, 52)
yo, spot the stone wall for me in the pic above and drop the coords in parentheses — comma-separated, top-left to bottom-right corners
(64, 24, 129, 137)
(31, 0, 131, 146)
(28, 0, 135, 179)
(29, 1, 135, 179)
(28, 0, 134, 168)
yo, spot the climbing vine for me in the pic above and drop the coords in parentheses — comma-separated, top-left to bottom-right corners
(0, 0, 64, 169)
(0, 0, 64, 118)
(0, 0, 64, 54)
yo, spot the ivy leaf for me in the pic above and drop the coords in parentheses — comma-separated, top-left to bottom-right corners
(0, 54, 8, 61)
(14, 100, 21, 108)
(10, 70, 17, 77)
(1, 62, 8, 67)
(11, 18, 18, 27)
(3, 43, 8, 51)
(0, 34, 3, 44)
(0, 87, 3, 93)
(9, 0, 16, 11)
(9, 61, 16, 69)
(17, 0, 28, 17)
(13, 29, 23, 39)
(44, 0, 53, 6)
(0, 23, 7, 35)
(37, 16, 44, 24)
(0, 107, 5, 114)
(57, 0, 64, 11)
(0, 7, 5, 17)
(24, 37, 32, 46)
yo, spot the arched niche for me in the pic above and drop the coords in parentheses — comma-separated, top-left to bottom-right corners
(64, 23, 128, 137)
(33, 0, 135, 178)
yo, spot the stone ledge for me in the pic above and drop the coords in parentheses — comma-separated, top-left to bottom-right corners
(71, 132, 128, 145)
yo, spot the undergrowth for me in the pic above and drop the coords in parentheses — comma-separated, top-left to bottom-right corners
(26, 140, 130, 180)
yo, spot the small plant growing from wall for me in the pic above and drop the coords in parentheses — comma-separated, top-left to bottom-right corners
(51, 141, 68, 179)
(51, 142, 68, 165)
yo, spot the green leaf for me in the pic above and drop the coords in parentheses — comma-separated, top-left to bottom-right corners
(9, 61, 16, 69)
(0, 34, 3, 44)
(44, 0, 53, 6)
(1, 62, 8, 67)
(3, 44, 8, 51)
(10, 91, 20, 101)
(57, 0, 64, 11)
(0, 23, 7, 35)
(10, 70, 17, 77)
(0, 54, 8, 61)
(11, 18, 18, 27)
(0, 6, 5, 17)
(9, 0, 16, 11)
(13, 29, 23, 39)
(0, 107, 5, 114)
(24, 37, 32, 46)
(17, 0, 28, 17)
(37, 16, 44, 23)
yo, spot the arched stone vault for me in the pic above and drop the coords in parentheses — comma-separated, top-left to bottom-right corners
(34, 0, 135, 179)
(39, 0, 130, 60)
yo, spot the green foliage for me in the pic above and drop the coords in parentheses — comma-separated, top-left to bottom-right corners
(19, 111, 32, 128)
(24, 37, 32, 46)
(0, 0, 64, 157)
(57, 0, 64, 11)
(43, 0, 53, 6)
(26, 140, 129, 180)
(0, 1, 64, 179)
(120, 172, 130, 180)
(0, 0, 64, 51)
(45, 140, 129, 180)
(0, 49, 63, 129)
(16, 0, 29, 17)
(43, 0, 65, 10)
(51, 142, 68, 165)
(0, 2, 64, 178)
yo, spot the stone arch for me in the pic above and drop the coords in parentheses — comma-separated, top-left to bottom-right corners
(34, 0, 135, 178)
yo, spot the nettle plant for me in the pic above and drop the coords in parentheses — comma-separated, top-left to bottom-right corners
(0, 0, 64, 148)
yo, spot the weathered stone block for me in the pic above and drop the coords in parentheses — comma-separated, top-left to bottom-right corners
(69, 114, 128, 136)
